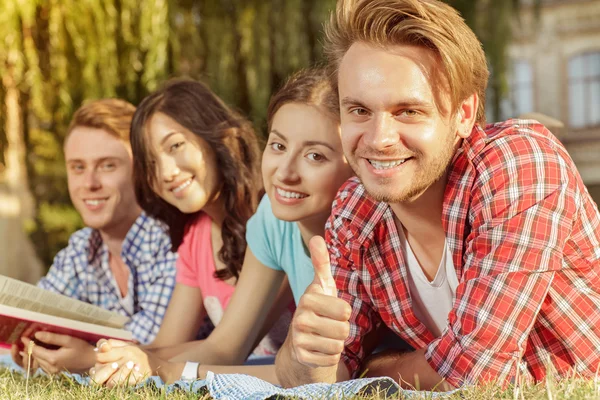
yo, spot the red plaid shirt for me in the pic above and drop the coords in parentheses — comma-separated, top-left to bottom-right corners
(327, 120, 600, 387)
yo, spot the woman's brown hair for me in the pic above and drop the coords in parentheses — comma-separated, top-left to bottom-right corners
(267, 67, 339, 131)
(131, 79, 261, 281)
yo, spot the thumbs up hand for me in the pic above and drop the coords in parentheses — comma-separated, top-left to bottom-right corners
(289, 236, 352, 368)
(310, 235, 337, 296)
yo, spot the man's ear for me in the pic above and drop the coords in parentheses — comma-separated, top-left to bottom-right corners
(456, 93, 478, 139)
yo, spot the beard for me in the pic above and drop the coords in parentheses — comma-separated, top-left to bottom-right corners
(351, 132, 457, 204)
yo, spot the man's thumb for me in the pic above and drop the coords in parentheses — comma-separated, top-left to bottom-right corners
(309, 236, 337, 296)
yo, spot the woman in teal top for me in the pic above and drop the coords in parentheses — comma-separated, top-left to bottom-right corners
(246, 195, 314, 305)
(92, 67, 354, 385)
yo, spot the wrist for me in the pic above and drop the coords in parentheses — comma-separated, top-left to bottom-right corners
(197, 364, 209, 380)
(159, 361, 185, 384)
(84, 342, 98, 371)
(283, 335, 299, 365)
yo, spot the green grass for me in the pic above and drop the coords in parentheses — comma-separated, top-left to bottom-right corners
(0, 368, 599, 399)
(0, 368, 210, 399)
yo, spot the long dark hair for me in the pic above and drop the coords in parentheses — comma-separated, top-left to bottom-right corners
(131, 79, 261, 281)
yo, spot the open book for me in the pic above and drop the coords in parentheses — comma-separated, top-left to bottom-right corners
(0, 275, 132, 349)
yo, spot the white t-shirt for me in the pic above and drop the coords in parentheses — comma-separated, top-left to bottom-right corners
(397, 224, 458, 337)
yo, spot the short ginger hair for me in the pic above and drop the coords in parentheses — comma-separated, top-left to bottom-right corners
(65, 98, 136, 143)
(324, 0, 489, 124)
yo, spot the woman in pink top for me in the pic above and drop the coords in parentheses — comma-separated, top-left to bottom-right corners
(93, 69, 352, 385)
(93, 78, 292, 364)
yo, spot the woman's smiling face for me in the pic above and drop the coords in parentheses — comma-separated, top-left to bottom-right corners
(262, 103, 353, 223)
(147, 112, 220, 213)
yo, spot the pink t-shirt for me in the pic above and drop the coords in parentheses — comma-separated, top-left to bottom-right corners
(177, 212, 234, 324)
(176, 212, 290, 356)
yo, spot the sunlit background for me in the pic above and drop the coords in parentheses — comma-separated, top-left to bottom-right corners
(1, 0, 599, 282)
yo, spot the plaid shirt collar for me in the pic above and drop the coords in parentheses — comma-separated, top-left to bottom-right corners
(335, 184, 442, 347)
(84, 213, 153, 300)
(86, 212, 150, 261)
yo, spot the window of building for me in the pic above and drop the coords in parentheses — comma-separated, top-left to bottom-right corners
(485, 60, 535, 123)
(501, 60, 535, 120)
(568, 52, 600, 129)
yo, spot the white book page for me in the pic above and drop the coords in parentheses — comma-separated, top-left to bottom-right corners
(0, 275, 128, 328)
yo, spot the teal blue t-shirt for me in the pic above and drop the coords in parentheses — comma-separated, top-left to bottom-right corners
(246, 196, 314, 305)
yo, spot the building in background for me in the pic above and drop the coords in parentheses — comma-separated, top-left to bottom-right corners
(494, 0, 600, 204)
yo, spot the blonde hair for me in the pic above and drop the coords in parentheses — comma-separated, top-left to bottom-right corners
(324, 0, 489, 124)
(65, 98, 136, 143)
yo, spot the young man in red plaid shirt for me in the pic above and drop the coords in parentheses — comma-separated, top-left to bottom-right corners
(276, 0, 600, 390)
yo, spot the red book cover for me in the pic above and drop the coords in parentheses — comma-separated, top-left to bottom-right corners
(0, 304, 132, 350)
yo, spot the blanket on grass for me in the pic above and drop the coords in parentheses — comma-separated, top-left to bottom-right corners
(0, 354, 454, 399)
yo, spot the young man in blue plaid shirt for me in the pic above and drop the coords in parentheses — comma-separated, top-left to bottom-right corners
(11, 99, 177, 375)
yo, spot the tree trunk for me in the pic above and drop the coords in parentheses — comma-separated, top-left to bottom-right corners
(303, 0, 316, 64)
(227, 0, 252, 115)
(268, 0, 283, 93)
(2, 66, 32, 218)
(1, 65, 43, 283)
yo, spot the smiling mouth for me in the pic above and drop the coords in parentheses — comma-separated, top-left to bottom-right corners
(368, 158, 411, 170)
(276, 187, 308, 199)
(84, 198, 108, 206)
(172, 178, 193, 193)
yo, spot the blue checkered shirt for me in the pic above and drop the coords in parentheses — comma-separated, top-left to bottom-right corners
(37, 212, 177, 344)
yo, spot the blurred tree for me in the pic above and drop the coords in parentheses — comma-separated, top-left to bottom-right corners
(0, 0, 337, 268)
(0, 0, 174, 267)
(0, 0, 537, 269)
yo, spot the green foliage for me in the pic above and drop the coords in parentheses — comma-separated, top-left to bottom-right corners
(0, 0, 339, 269)
(0, 0, 532, 268)
(31, 201, 83, 264)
